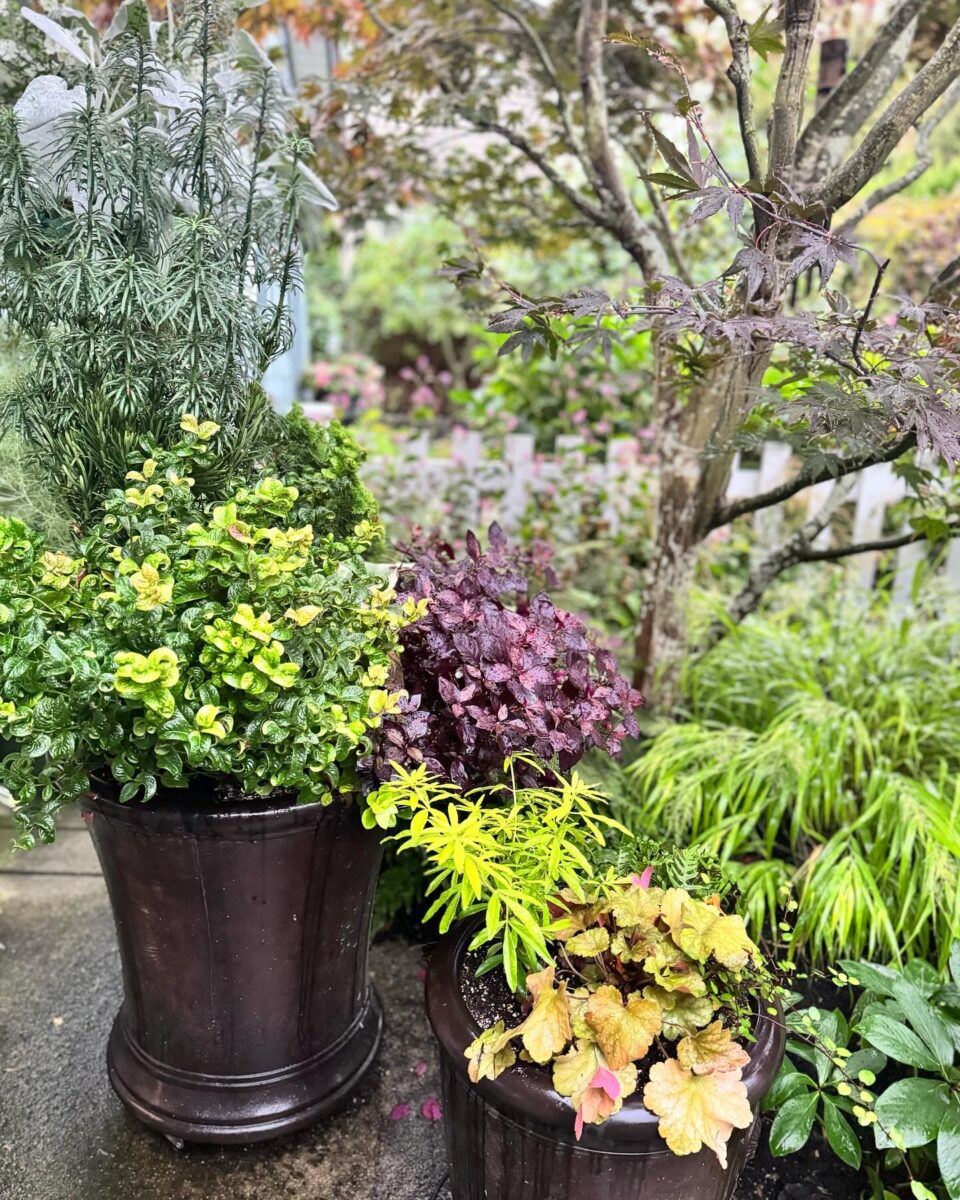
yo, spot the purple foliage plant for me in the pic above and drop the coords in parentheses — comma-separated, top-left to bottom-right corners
(367, 524, 642, 787)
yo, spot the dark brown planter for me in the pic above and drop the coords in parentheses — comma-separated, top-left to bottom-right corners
(82, 779, 384, 1145)
(426, 921, 785, 1200)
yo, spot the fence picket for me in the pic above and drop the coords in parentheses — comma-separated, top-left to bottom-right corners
(363, 431, 956, 595)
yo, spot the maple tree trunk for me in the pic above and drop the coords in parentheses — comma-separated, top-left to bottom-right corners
(634, 348, 769, 708)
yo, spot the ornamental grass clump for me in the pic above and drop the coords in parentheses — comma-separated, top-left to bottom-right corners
(367, 524, 641, 787)
(0, 417, 418, 847)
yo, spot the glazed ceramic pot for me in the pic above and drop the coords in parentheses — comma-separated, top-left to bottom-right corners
(426, 920, 785, 1200)
(82, 778, 384, 1144)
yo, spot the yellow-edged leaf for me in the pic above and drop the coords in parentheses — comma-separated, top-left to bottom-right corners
(643, 1058, 753, 1167)
(643, 939, 708, 996)
(584, 985, 661, 1070)
(677, 1020, 751, 1075)
(552, 1039, 600, 1099)
(610, 885, 663, 929)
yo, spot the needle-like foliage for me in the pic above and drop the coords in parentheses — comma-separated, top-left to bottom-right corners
(0, 0, 336, 524)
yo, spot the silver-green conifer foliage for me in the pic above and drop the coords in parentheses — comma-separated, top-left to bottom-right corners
(0, 0, 336, 522)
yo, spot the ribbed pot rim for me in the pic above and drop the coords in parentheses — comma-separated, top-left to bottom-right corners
(81, 772, 349, 838)
(425, 917, 785, 1151)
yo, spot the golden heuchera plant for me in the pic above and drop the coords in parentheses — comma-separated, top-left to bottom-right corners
(465, 878, 764, 1166)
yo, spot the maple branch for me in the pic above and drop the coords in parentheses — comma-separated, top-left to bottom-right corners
(462, 110, 606, 229)
(796, 527, 956, 563)
(816, 17, 960, 213)
(709, 431, 917, 529)
(359, 0, 397, 38)
(796, 0, 926, 175)
(851, 257, 888, 371)
(704, 0, 763, 181)
(769, 0, 821, 180)
(489, 0, 585, 164)
(836, 76, 960, 236)
(575, 0, 670, 279)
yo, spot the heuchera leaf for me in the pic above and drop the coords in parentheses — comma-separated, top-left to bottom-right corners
(660, 889, 757, 970)
(518, 966, 572, 1064)
(643, 1059, 753, 1167)
(564, 927, 611, 957)
(676, 1021, 751, 1076)
(584, 985, 662, 1070)
(464, 1020, 517, 1083)
(644, 986, 716, 1040)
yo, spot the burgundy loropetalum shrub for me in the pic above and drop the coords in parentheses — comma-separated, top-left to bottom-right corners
(368, 525, 642, 787)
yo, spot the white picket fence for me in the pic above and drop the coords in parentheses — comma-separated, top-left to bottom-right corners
(351, 421, 960, 596)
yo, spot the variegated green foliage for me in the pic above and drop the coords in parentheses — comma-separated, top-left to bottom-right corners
(0, 419, 417, 847)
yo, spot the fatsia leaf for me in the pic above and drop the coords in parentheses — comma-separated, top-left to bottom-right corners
(464, 1020, 517, 1083)
(564, 927, 610, 957)
(518, 966, 572, 1064)
(677, 1021, 751, 1076)
(660, 889, 757, 970)
(643, 1059, 753, 1167)
(584, 985, 661, 1070)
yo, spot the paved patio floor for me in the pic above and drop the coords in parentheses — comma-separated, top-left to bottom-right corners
(0, 808, 450, 1200)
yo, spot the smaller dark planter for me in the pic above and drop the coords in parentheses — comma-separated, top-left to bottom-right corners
(426, 921, 785, 1200)
(82, 778, 384, 1145)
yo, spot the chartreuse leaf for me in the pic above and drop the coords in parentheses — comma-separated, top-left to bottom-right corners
(584, 985, 661, 1070)
(644, 986, 715, 1040)
(821, 1097, 861, 1170)
(660, 889, 757, 970)
(677, 1021, 750, 1076)
(565, 927, 610, 957)
(643, 1059, 753, 1168)
(464, 1021, 517, 1083)
(769, 1093, 818, 1156)
(874, 1079, 953, 1149)
(517, 967, 572, 1064)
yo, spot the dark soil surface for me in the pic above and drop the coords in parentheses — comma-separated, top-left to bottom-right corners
(736, 1114, 864, 1200)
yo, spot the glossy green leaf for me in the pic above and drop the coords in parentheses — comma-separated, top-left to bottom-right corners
(874, 1079, 953, 1150)
(769, 1093, 818, 1156)
(822, 1097, 861, 1170)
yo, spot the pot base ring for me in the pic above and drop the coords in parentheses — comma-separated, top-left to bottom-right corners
(105, 986, 384, 1145)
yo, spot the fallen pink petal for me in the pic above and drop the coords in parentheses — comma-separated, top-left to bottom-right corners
(588, 1067, 621, 1101)
(421, 1097, 442, 1121)
(389, 1103, 411, 1121)
(414, 1060, 428, 1077)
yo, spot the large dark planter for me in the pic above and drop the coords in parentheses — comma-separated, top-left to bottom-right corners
(426, 921, 785, 1200)
(82, 779, 384, 1145)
